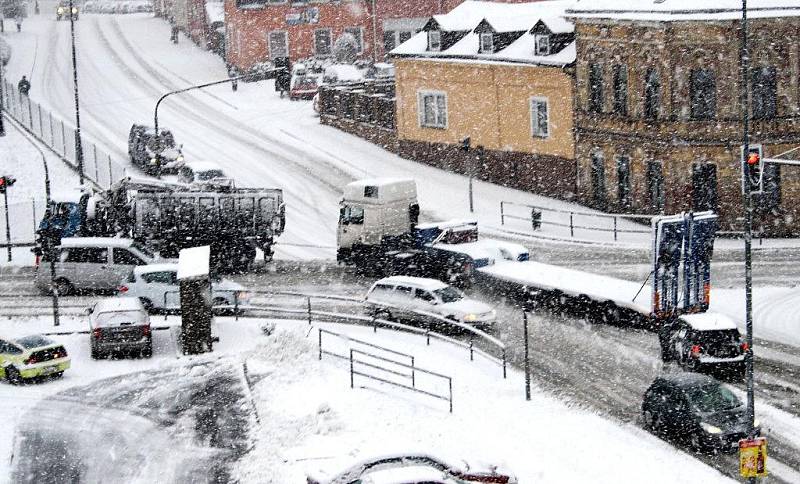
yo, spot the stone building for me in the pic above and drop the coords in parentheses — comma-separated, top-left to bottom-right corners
(566, 0, 800, 234)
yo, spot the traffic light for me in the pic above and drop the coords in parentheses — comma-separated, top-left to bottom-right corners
(741, 144, 763, 194)
(0, 175, 16, 194)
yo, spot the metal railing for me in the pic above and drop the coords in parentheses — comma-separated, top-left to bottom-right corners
(500, 200, 652, 241)
(2, 82, 129, 190)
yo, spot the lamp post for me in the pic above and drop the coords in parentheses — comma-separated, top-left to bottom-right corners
(68, 0, 84, 184)
(0, 56, 6, 137)
(739, 2, 756, 480)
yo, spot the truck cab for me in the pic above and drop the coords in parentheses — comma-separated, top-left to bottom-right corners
(337, 178, 419, 265)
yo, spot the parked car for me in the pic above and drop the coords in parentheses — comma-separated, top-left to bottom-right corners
(364, 276, 496, 330)
(88, 297, 152, 358)
(177, 161, 234, 188)
(118, 263, 248, 313)
(289, 73, 320, 101)
(360, 466, 460, 484)
(659, 313, 746, 378)
(0, 334, 70, 384)
(642, 373, 760, 452)
(307, 452, 518, 484)
(128, 124, 185, 175)
(34, 237, 163, 295)
(56, 2, 79, 20)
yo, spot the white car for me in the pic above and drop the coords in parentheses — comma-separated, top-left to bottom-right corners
(177, 161, 234, 188)
(118, 263, 248, 313)
(364, 276, 496, 330)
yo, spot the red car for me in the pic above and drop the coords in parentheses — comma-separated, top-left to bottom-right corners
(290, 75, 319, 101)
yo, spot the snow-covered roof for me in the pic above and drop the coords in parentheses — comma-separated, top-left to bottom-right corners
(391, 1, 575, 67)
(376, 276, 449, 291)
(178, 246, 210, 280)
(205, 0, 224, 25)
(566, 0, 800, 22)
(680, 312, 739, 331)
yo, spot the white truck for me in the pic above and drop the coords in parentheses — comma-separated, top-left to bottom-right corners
(336, 178, 528, 286)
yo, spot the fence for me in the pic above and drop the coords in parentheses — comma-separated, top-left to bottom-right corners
(0, 196, 46, 247)
(500, 200, 652, 242)
(2, 80, 129, 190)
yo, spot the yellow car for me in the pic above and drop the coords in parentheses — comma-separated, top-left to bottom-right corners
(0, 335, 70, 384)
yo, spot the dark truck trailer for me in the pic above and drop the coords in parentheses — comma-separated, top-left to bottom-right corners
(37, 178, 286, 273)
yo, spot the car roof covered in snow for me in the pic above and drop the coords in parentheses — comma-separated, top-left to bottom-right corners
(655, 371, 719, 389)
(679, 312, 738, 331)
(94, 296, 145, 313)
(58, 237, 134, 248)
(375, 276, 449, 291)
(134, 263, 179, 275)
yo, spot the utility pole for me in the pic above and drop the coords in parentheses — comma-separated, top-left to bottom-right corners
(69, 0, 84, 184)
(523, 309, 531, 401)
(739, 2, 756, 481)
(0, 57, 6, 137)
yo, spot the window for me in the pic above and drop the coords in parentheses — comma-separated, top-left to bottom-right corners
(530, 97, 549, 138)
(534, 34, 550, 56)
(752, 66, 777, 120)
(268, 31, 288, 59)
(692, 163, 718, 212)
(588, 63, 603, 113)
(142, 271, 178, 285)
(612, 64, 628, 116)
(647, 160, 665, 213)
(399, 31, 413, 43)
(113, 249, 145, 266)
(364, 186, 378, 198)
(479, 32, 493, 53)
(644, 68, 660, 120)
(616, 155, 631, 208)
(340, 205, 364, 225)
(690, 69, 716, 120)
(345, 27, 364, 53)
(590, 151, 606, 210)
(396, 285, 413, 298)
(64, 247, 108, 264)
(314, 29, 332, 56)
(415, 289, 436, 303)
(383, 31, 396, 52)
(418, 91, 447, 129)
(427, 30, 441, 51)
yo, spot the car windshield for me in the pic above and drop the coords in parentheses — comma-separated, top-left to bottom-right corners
(686, 383, 742, 413)
(16, 335, 53, 349)
(131, 241, 154, 259)
(433, 286, 463, 303)
(96, 310, 145, 327)
(197, 170, 225, 180)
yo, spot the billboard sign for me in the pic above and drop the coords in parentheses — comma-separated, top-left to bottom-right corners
(652, 214, 686, 318)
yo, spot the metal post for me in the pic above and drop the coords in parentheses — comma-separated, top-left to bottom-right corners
(318, 328, 322, 360)
(523, 311, 531, 401)
(307, 296, 312, 325)
(469, 337, 474, 361)
(569, 212, 574, 238)
(69, 0, 85, 183)
(108, 156, 113, 185)
(3, 189, 10, 262)
(739, 1, 756, 475)
(0, 58, 5, 137)
(93, 144, 99, 182)
(31, 198, 36, 243)
(502, 347, 507, 379)
(349, 349, 354, 388)
(448, 378, 453, 413)
(372, 314, 377, 332)
(469, 174, 474, 213)
(27, 97, 32, 129)
(411, 356, 415, 388)
(234, 292, 239, 321)
(613, 216, 618, 241)
(500, 201, 505, 225)
(426, 329, 430, 345)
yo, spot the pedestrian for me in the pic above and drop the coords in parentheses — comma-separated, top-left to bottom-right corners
(18, 75, 30, 96)
(169, 16, 179, 44)
(14, 13, 22, 32)
(227, 64, 239, 92)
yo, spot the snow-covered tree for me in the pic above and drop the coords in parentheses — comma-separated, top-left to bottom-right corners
(333, 33, 358, 64)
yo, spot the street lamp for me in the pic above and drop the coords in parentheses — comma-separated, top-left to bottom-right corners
(68, 0, 85, 184)
(0, 56, 6, 137)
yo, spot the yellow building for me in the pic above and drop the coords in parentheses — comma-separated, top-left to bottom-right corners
(391, 1, 577, 199)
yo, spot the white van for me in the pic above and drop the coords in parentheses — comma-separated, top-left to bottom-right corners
(35, 237, 162, 295)
(364, 276, 496, 330)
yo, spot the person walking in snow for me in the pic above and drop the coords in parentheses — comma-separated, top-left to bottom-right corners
(227, 63, 239, 92)
(18, 75, 30, 96)
(14, 13, 22, 32)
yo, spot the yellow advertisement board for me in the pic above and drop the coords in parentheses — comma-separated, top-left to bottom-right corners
(739, 437, 768, 478)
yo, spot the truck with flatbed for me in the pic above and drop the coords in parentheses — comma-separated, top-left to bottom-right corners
(36, 177, 285, 272)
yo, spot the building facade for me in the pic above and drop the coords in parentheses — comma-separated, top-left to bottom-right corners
(392, 1, 576, 199)
(567, 1, 800, 234)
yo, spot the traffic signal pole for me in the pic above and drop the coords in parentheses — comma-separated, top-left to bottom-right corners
(3, 186, 10, 262)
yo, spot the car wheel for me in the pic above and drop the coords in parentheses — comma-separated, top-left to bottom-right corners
(53, 371, 64, 379)
(5, 366, 21, 385)
(53, 278, 74, 296)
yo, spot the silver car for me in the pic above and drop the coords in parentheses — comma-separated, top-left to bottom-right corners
(89, 297, 152, 358)
(35, 237, 162, 295)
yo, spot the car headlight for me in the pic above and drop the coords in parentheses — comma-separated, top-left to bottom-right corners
(57, 7, 64, 13)
(463, 313, 477, 322)
(72, 7, 77, 13)
(700, 422, 722, 434)
(236, 291, 250, 302)
(177, 155, 184, 162)
(753, 419, 760, 428)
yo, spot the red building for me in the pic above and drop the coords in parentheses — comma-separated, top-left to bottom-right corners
(224, 0, 536, 70)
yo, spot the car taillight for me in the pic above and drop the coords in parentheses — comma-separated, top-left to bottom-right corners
(93, 328, 102, 339)
(690, 344, 702, 357)
(142, 325, 151, 336)
(741, 342, 750, 352)
(35, 255, 41, 267)
(118, 285, 128, 293)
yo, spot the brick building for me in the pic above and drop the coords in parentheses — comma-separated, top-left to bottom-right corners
(566, 0, 800, 234)
(223, 0, 537, 70)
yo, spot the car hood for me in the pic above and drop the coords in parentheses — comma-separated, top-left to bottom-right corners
(701, 406, 750, 432)
(439, 299, 493, 316)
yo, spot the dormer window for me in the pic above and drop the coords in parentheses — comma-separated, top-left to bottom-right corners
(428, 30, 441, 51)
(535, 34, 550, 56)
(479, 32, 494, 53)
